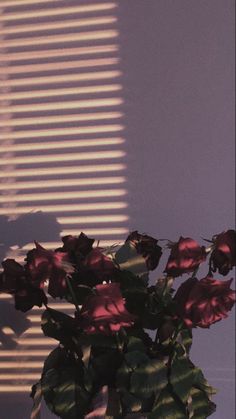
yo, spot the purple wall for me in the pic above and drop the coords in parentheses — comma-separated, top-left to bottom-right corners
(119, 1, 235, 418)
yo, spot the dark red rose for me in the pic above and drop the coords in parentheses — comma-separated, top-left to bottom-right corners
(25, 242, 74, 298)
(164, 237, 207, 277)
(125, 231, 162, 270)
(78, 283, 135, 334)
(174, 276, 236, 328)
(60, 233, 95, 262)
(82, 248, 117, 281)
(0, 259, 47, 312)
(211, 230, 236, 276)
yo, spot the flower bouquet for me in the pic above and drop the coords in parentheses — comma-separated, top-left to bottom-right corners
(0, 229, 235, 419)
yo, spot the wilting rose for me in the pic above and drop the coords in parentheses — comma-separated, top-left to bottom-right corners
(78, 283, 135, 334)
(60, 233, 95, 263)
(126, 231, 162, 270)
(174, 276, 236, 328)
(82, 248, 117, 281)
(211, 230, 236, 276)
(164, 237, 207, 277)
(25, 242, 74, 298)
(0, 259, 47, 312)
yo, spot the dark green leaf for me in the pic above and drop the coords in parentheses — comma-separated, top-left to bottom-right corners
(115, 242, 148, 278)
(191, 387, 216, 418)
(148, 388, 187, 419)
(130, 359, 168, 399)
(121, 391, 142, 413)
(170, 357, 195, 404)
(41, 308, 78, 349)
(30, 382, 42, 419)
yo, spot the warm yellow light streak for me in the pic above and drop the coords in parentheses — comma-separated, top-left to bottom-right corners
(0, 163, 126, 178)
(0, 124, 123, 139)
(32, 304, 72, 311)
(0, 386, 31, 392)
(58, 215, 128, 224)
(0, 57, 119, 75)
(3, 30, 118, 48)
(0, 70, 121, 87)
(0, 189, 127, 202)
(0, 202, 128, 215)
(0, 138, 124, 152)
(0, 112, 123, 128)
(1, 0, 63, 6)
(0, 177, 126, 190)
(0, 16, 117, 35)
(0, 350, 48, 357)
(0, 374, 40, 380)
(0, 362, 43, 368)
(0, 98, 123, 114)
(15, 338, 55, 345)
(0, 84, 122, 101)
(22, 239, 123, 252)
(0, 3, 117, 20)
(0, 150, 125, 165)
(0, 45, 119, 62)
(61, 228, 128, 236)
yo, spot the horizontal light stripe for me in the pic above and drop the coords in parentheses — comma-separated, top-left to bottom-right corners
(0, 45, 119, 62)
(0, 57, 119, 75)
(0, 138, 124, 152)
(0, 177, 126, 190)
(0, 202, 127, 215)
(22, 239, 123, 252)
(3, 30, 118, 48)
(0, 150, 125, 165)
(0, 70, 121, 87)
(0, 374, 40, 380)
(0, 350, 48, 357)
(61, 227, 128, 236)
(0, 125, 123, 139)
(0, 98, 123, 114)
(14, 338, 55, 345)
(0, 164, 126, 178)
(0, 189, 127, 202)
(0, 386, 31, 392)
(0, 362, 44, 368)
(0, 3, 117, 20)
(0, 16, 117, 35)
(1, 0, 63, 6)
(0, 111, 123, 127)
(58, 214, 128, 224)
(0, 84, 122, 101)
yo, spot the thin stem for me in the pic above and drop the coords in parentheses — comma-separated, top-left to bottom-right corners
(66, 276, 80, 312)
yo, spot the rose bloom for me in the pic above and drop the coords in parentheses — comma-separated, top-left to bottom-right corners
(59, 233, 95, 262)
(164, 237, 207, 277)
(82, 248, 117, 281)
(126, 231, 162, 270)
(211, 230, 236, 276)
(25, 242, 74, 298)
(174, 276, 236, 328)
(78, 283, 135, 334)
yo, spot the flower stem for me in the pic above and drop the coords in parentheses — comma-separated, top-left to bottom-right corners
(66, 276, 80, 312)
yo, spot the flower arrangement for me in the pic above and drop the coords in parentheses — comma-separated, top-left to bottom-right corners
(0, 229, 235, 419)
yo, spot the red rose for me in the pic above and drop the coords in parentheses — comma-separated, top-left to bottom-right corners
(174, 276, 236, 328)
(164, 237, 207, 277)
(60, 233, 95, 262)
(82, 248, 116, 281)
(211, 230, 236, 276)
(25, 242, 74, 298)
(126, 231, 162, 270)
(78, 283, 135, 334)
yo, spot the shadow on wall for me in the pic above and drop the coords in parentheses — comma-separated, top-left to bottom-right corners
(0, 212, 61, 349)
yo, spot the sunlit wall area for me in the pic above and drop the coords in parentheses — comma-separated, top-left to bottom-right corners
(0, 0, 128, 399)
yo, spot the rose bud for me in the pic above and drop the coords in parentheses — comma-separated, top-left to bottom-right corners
(174, 276, 236, 328)
(126, 231, 162, 270)
(78, 283, 135, 334)
(211, 230, 236, 276)
(164, 237, 207, 277)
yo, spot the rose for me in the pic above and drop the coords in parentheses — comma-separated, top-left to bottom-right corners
(174, 276, 236, 328)
(210, 230, 236, 275)
(82, 248, 116, 281)
(164, 237, 207, 277)
(125, 231, 162, 270)
(0, 259, 47, 312)
(25, 242, 74, 298)
(78, 283, 135, 334)
(59, 233, 95, 263)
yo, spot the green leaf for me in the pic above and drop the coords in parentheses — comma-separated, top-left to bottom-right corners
(121, 391, 142, 413)
(192, 368, 217, 397)
(130, 359, 168, 399)
(148, 388, 187, 419)
(170, 357, 195, 404)
(179, 329, 193, 354)
(85, 386, 109, 419)
(115, 242, 148, 278)
(65, 284, 94, 306)
(43, 347, 67, 375)
(126, 336, 147, 353)
(41, 308, 78, 348)
(190, 387, 216, 418)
